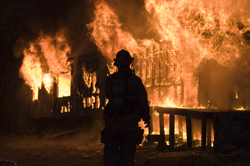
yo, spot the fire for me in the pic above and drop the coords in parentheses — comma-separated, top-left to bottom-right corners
(42, 73, 53, 92)
(87, 0, 156, 62)
(86, 0, 250, 146)
(82, 68, 99, 93)
(163, 98, 178, 107)
(88, 0, 250, 108)
(20, 44, 43, 100)
(38, 31, 70, 75)
(19, 30, 71, 100)
(234, 106, 245, 111)
(58, 73, 71, 97)
(16, 0, 250, 146)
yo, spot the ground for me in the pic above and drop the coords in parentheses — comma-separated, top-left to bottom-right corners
(0, 130, 250, 166)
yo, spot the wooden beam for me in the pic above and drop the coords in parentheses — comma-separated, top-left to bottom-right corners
(186, 116, 192, 148)
(158, 112, 166, 149)
(170, 113, 175, 149)
(202, 118, 207, 149)
(158, 45, 162, 103)
(146, 48, 149, 85)
(148, 107, 153, 135)
(139, 53, 142, 79)
(181, 78, 184, 105)
(152, 46, 156, 87)
(207, 119, 212, 148)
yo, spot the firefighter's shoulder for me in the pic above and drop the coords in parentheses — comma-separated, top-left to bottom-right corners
(129, 74, 143, 84)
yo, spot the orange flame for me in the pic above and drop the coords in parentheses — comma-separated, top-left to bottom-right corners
(145, 0, 249, 67)
(19, 30, 71, 100)
(43, 73, 53, 92)
(58, 73, 71, 97)
(20, 44, 43, 100)
(88, 0, 250, 108)
(86, 0, 250, 145)
(87, 1, 157, 62)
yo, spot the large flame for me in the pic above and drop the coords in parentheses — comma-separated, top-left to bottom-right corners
(20, 44, 43, 100)
(144, 0, 249, 67)
(88, 0, 250, 107)
(87, 0, 250, 145)
(19, 30, 71, 100)
(87, 1, 157, 62)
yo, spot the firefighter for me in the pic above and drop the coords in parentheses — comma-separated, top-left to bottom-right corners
(101, 49, 150, 166)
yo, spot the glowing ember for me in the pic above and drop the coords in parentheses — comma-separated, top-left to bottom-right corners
(234, 106, 245, 111)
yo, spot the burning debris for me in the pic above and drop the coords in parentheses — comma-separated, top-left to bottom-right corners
(10, 0, 250, 150)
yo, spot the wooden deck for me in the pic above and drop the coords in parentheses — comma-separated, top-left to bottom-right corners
(148, 106, 229, 150)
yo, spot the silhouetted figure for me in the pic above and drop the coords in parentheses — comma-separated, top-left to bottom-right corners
(101, 49, 150, 166)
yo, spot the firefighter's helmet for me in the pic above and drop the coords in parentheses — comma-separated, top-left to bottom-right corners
(114, 49, 134, 66)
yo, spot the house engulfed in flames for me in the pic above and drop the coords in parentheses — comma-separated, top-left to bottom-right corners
(20, 36, 185, 119)
(19, 34, 250, 116)
(35, 51, 109, 118)
(16, 0, 250, 149)
(18, 30, 250, 150)
(22, 52, 109, 118)
(18, 31, 109, 118)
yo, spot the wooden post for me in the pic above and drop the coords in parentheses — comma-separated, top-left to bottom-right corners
(174, 85, 177, 104)
(158, 43, 162, 102)
(170, 113, 175, 149)
(207, 119, 212, 148)
(159, 43, 162, 83)
(146, 48, 149, 85)
(70, 62, 76, 114)
(139, 53, 143, 79)
(181, 77, 184, 105)
(52, 77, 58, 114)
(166, 49, 169, 83)
(158, 112, 166, 149)
(186, 116, 192, 148)
(148, 107, 153, 135)
(178, 115, 183, 141)
(202, 118, 207, 149)
(152, 46, 156, 87)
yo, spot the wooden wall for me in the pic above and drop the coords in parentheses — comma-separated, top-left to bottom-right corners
(134, 41, 184, 106)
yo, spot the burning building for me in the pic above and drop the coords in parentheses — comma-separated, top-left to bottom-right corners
(11, 0, 250, 150)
